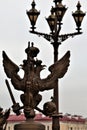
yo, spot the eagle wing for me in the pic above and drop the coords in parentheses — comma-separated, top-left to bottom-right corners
(49, 50, 70, 78)
(2, 51, 19, 78)
(2, 51, 25, 91)
(39, 51, 70, 91)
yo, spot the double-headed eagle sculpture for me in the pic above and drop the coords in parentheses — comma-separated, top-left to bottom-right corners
(2, 42, 70, 119)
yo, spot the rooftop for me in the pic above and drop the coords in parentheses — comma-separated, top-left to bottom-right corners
(7, 113, 86, 124)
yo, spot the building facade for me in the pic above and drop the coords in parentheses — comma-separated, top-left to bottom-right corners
(6, 114, 87, 130)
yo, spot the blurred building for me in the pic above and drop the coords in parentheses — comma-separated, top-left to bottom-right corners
(6, 113, 87, 130)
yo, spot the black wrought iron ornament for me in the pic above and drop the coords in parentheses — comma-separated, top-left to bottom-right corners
(2, 42, 70, 119)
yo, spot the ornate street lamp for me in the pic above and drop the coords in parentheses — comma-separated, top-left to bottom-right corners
(53, 0, 67, 23)
(27, 1, 86, 130)
(46, 7, 56, 34)
(72, 1, 86, 33)
(27, 0, 40, 32)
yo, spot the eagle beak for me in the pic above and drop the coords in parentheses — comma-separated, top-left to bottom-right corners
(42, 65, 46, 69)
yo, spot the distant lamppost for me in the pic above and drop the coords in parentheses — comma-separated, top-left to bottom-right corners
(27, 0, 86, 130)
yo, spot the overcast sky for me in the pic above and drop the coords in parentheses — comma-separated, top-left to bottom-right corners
(0, 0, 87, 117)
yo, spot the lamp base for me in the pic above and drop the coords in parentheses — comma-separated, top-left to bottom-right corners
(14, 119, 45, 130)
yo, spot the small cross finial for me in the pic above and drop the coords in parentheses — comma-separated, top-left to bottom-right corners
(31, 42, 34, 47)
(28, 41, 30, 48)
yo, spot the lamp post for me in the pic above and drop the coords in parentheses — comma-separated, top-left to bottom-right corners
(26, 0, 40, 32)
(27, 0, 86, 130)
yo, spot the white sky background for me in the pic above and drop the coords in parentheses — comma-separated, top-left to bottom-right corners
(0, 0, 87, 117)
